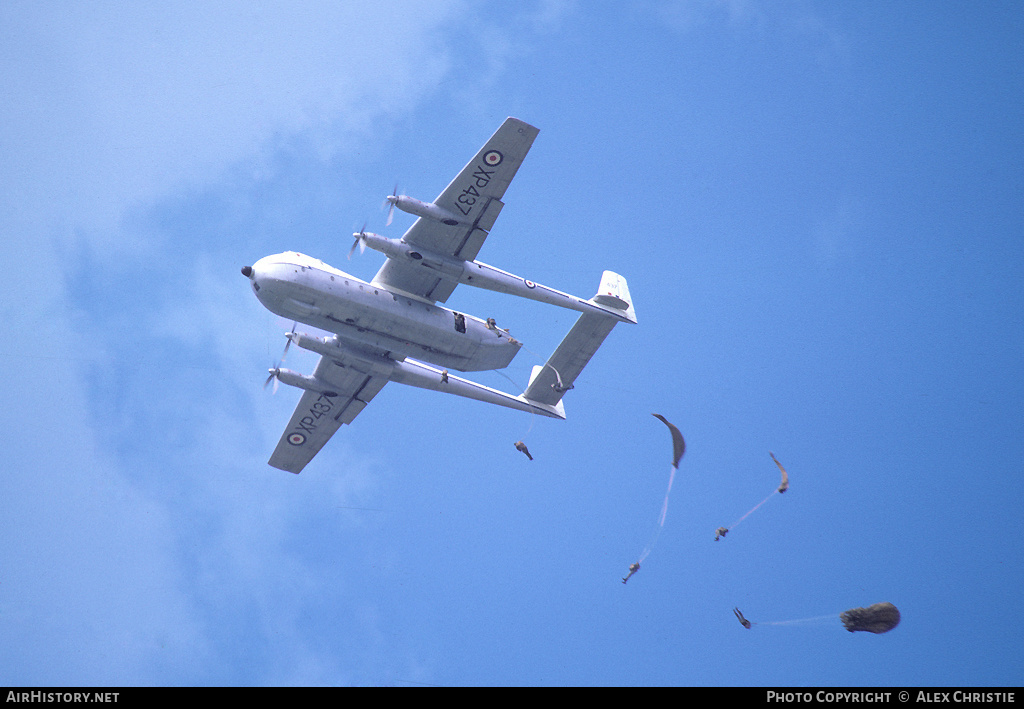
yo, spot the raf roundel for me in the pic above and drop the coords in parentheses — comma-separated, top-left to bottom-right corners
(483, 150, 503, 167)
(288, 432, 307, 446)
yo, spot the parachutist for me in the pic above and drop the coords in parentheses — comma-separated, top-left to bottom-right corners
(733, 607, 751, 629)
(440, 369, 449, 384)
(549, 365, 573, 393)
(514, 440, 533, 460)
(622, 562, 640, 584)
(486, 317, 500, 334)
(715, 526, 729, 541)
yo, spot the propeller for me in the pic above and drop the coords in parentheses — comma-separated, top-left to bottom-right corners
(264, 321, 301, 392)
(281, 322, 298, 360)
(264, 364, 281, 394)
(348, 223, 369, 260)
(384, 185, 399, 226)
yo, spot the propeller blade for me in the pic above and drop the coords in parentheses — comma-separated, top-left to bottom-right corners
(348, 222, 369, 260)
(385, 185, 398, 226)
(264, 364, 282, 394)
(282, 322, 298, 360)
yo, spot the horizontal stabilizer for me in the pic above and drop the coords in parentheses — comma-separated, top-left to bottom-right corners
(522, 312, 618, 407)
(521, 271, 634, 407)
(391, 358, 565, 419)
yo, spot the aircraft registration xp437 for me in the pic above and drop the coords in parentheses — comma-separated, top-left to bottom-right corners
(242, 118, 636, 473)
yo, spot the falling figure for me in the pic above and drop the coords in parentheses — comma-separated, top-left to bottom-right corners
(715, 526, 729, 541)
(440, 369, 449, 384)
(514, 440, 533, 461)
(771, 451, 789, 493)
(733, 607, 752, 629)
(549, 364, 573, 394)
(622, 562, 640, 584)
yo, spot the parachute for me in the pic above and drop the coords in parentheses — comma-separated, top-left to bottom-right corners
(626, 414, 687, 579)
(731, 603, 901, 634)
(840, 603, 901, 634)
(771, 451, 788, 493)
(645, 413, 685, 537)
(652, 413, 686, 468)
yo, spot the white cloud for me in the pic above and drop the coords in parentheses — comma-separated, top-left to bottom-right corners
(0, 0, 507, 685)
(1, 1, 463, 249)
(1, 0, 586, 683)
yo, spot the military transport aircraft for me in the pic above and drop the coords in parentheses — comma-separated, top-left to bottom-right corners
(241, 118, 636, 473)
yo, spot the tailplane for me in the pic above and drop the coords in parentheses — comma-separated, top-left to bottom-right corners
(522, 271, 635, 409)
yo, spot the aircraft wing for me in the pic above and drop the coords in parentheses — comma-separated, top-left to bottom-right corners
(371, 117, 540, 303)
(268, 354, 392, 474)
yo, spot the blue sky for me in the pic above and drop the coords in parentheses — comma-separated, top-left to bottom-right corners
(2, 1, 1022, 687)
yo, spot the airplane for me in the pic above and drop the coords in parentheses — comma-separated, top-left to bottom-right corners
(241, 117, 636, 473)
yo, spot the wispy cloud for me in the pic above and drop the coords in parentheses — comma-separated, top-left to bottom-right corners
(0, 0, 542, 685)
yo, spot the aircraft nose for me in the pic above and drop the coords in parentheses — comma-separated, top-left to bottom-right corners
(241, 266, 253, 278)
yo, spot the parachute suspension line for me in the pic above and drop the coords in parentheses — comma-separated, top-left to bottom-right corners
(505, 342, 570, 440)
(717, 454, 788, 540)
(517, 343, 570, 392)
(517, 342, 546, 361)
(755, 615, 835, 627)
(638, 463, 678, 563)
(493, 367, 523, 391)
(494, 369, 536, 440)
(524, 408, 536, 438)
(727, 489, 778, 532)
(658, 464, 677, 526)
(633, 417, 686, 572)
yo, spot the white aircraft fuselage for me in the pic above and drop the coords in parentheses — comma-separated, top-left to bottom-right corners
(245, 251, 520, 372)
(242, 117, 637, 474)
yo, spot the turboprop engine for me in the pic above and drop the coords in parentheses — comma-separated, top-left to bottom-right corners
(386, 194, 463, 226)
(266, 366, 337, 396)
(350, 231, 466, 279)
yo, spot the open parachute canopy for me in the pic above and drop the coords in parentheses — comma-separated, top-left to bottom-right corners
(840, 602, 901, 634)
(652, 413, 686, 468)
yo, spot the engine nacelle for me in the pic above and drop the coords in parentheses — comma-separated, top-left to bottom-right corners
(271, 368, 338, 396)
(352, 232, 466, 279)
(288, 333, 394, 376)
(387, 195, 463, 225)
